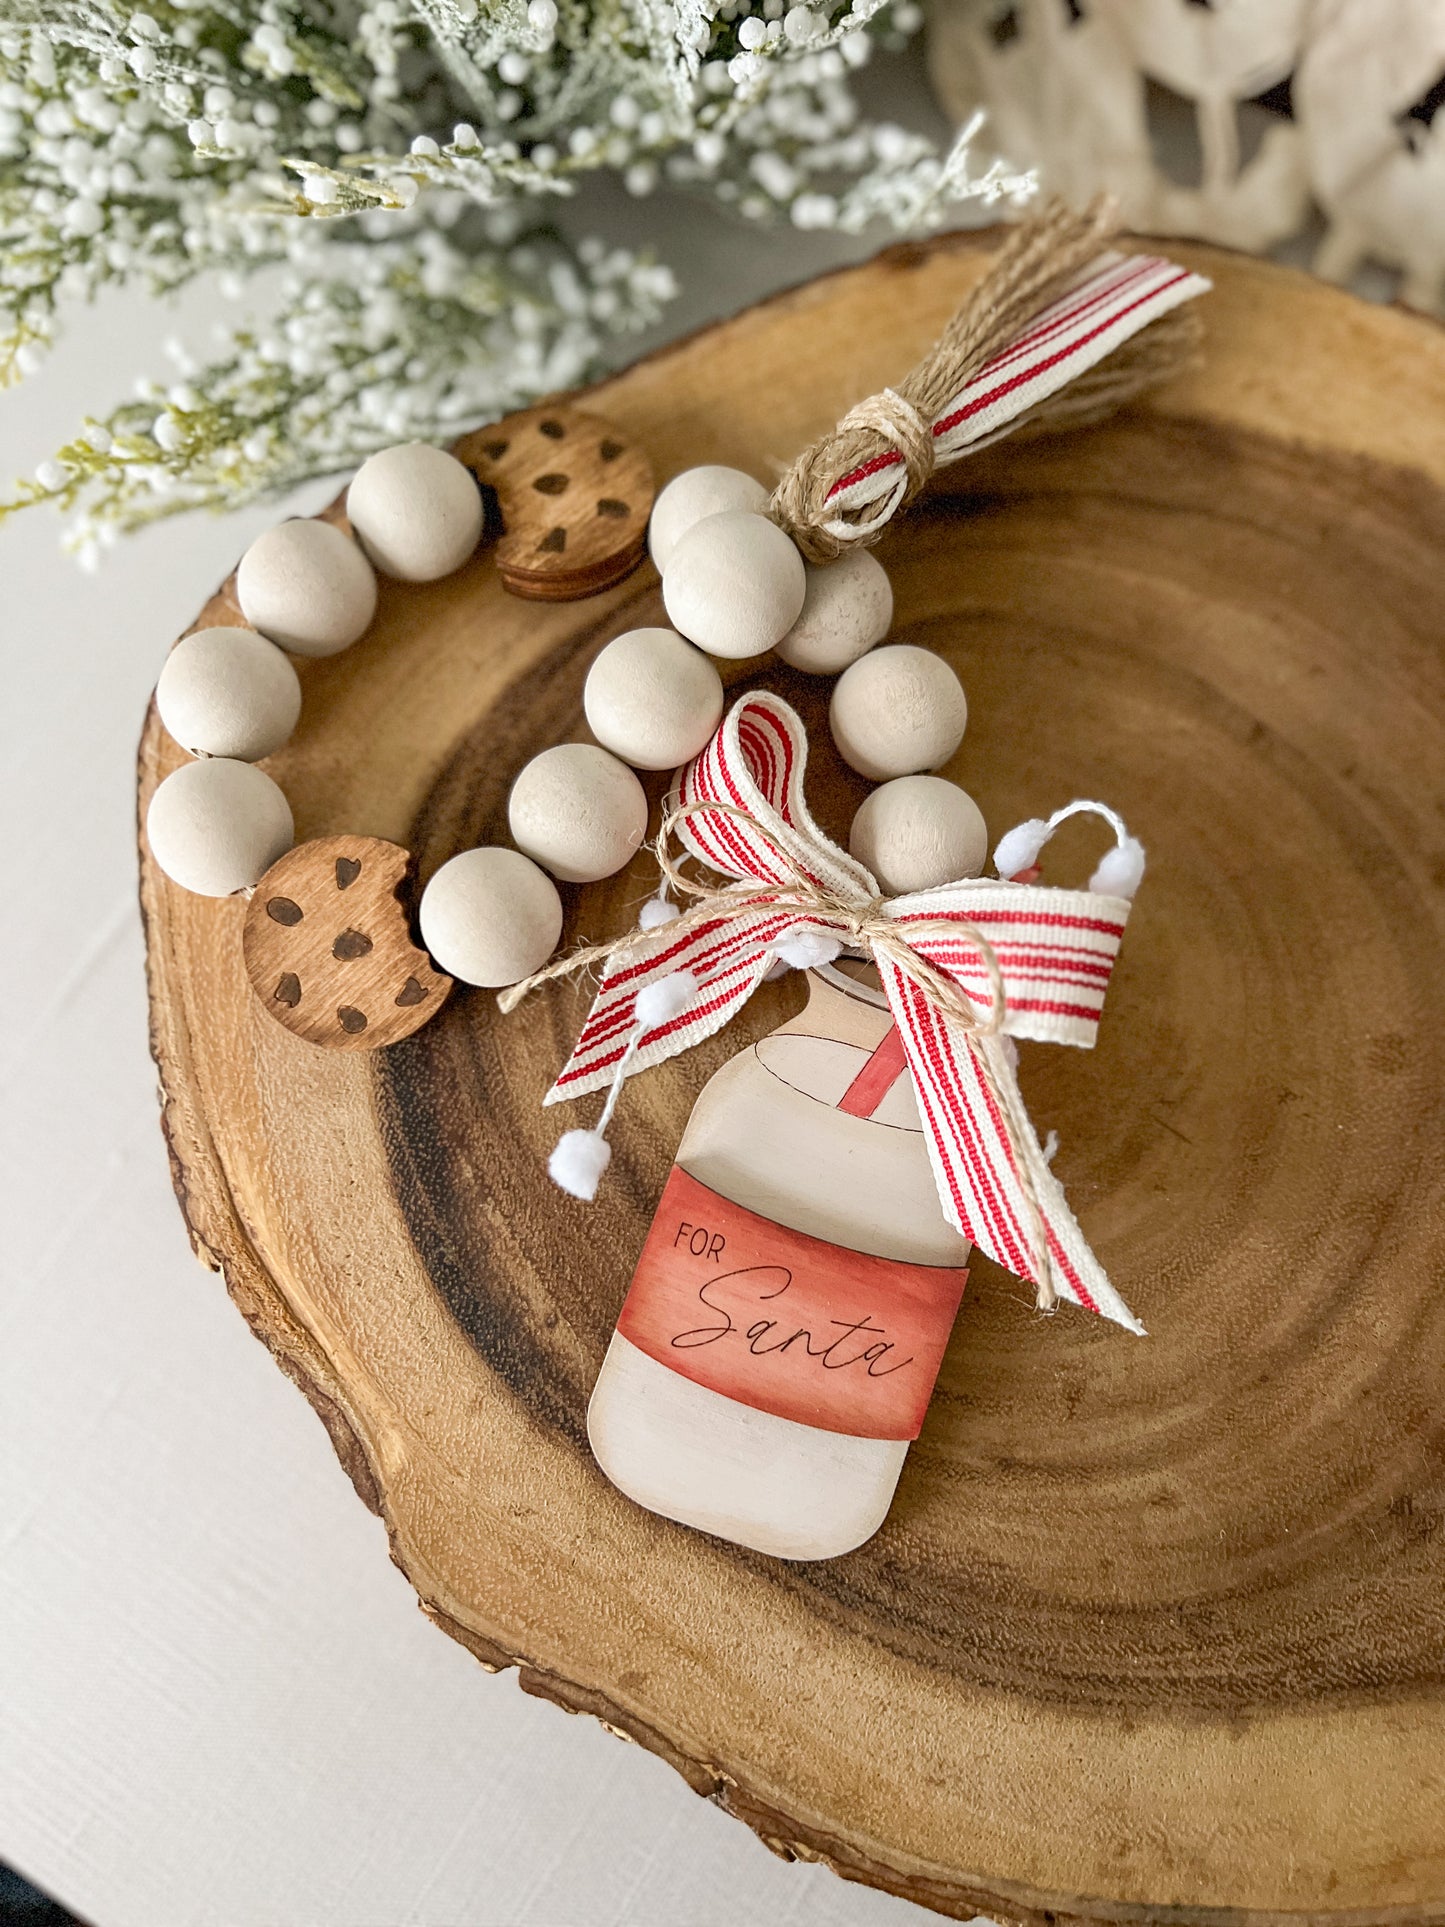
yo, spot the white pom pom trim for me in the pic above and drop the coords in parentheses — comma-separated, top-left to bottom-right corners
(547, 969, 699, 1204)
(638, 889, 679, 931)
(549, 1128, 613, 1201)
(634, 967, 698, 1030)
(993, 819, 1049, 880)
(772, 929, 843, 972)
(1088, 835, 1146, 900)
(995, 801, 1146, 899)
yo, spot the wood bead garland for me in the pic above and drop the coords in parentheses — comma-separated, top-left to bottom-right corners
(648, 465, 769, 572)
(849, 775, 988, 894)
(775, 548, 893, 675)
(237, 518, 378, 658)
(146, 757, 294, 898)
(149, 211, 1192, 1048)
(420, 847, 564, 989)
(155, 626, 301, 762)
(346, 443, 484, 583)
(583, 627, 724, 771)
(662, 510, 807, 660)
(242, 836, 451, 1048)
(830, 644, 969, 781)
(507, 744, 649, 883)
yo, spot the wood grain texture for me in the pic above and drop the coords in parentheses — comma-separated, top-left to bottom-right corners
(139, 234, 1445, 1924)
(458, 403, 653, 599)
(241, 835, 449, 1049)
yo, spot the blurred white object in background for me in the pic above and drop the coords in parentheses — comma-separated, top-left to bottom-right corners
(927, 0, 1445, 312)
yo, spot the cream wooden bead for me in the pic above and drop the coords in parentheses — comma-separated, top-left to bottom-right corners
(849, 775, 988, 894)
(236, 519, 377, 658)
(648, 465, 769, 572)
(583, 627, 724, 771)
(156, 626, 302, 762)
(345, 442, 484, 582)
(146, 757, 294, 897)
(775, 548, 893, 674)
(662, 510, 806, 660)
(419, 847, 563, 989)
(507, 743, 649, 883)
(829, 644, 968, 781)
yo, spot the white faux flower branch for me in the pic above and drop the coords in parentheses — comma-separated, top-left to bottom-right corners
(0, 0, 1034, 557)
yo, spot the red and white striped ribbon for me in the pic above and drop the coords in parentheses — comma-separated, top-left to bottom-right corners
(547, 694, 1144, 1333)
(820, 250, 1210, 546)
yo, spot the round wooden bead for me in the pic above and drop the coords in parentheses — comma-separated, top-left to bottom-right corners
(649, 465, 769, 572)
(662, 510, 807, 660)
(829, 644, 968, 781)
(507, 743, 649, 883)
(155, 626, 302, 762)
(775, 549, 893, 674)
(849, 775, 988, 894)
(345, 442, 484, 582)
(419, 846, 563, 989)
(583, 627, 724, 771)
(236, 518, 377, 658)
(146, 757, 294, 897)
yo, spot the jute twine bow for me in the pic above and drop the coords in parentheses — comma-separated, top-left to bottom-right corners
(500, 797, 1062, 1311)
(769, 194, 1205, 562)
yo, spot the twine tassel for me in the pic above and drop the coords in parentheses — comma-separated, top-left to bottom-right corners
(769, 193, 1208, 563)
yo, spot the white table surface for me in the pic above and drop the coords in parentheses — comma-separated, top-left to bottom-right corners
(0, 125, 1004, 1924)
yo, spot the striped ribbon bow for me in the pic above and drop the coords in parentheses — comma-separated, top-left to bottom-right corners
(533, 693, 1145, 1334)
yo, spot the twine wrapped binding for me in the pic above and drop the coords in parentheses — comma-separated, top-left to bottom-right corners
(769, 195, 1209, 561)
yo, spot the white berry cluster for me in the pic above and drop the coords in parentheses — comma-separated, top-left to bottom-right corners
(0, 1, 1032, 558)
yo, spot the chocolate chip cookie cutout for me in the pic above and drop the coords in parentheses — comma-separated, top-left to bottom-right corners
(454, 405, 654, 601)
(242, 836, 451, 1049)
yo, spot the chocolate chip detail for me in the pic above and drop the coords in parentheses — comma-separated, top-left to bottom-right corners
(396, 977, 428, 1007)
(275, 973, 301, 1007)
(596, 498, 630, 518)
(536, 526, 567, 553)
(533, 473, 570, 495)
(335, 856, 361, 889)
(599, 438, 625, 462)
(266, 896, 303, 926)
(337, 1006, 368, 1034)
(538, 418, 566, 439)
(333, 928, 373, 961)
(481, 439, 509, 460)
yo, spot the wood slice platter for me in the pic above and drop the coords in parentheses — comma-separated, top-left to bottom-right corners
(139, 234, 1445, 1924)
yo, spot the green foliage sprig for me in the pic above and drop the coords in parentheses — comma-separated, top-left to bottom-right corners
(0, 0, 1032, 558)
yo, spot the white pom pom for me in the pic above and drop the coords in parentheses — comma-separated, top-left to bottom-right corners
(1089, 835, 1146, 900)
(634, 968, 698, 1030)
(773, 929, 843, 972)
(638, 891, 679, 931)
(994, 818, 1049, 880)
(549, 1129, 612, 1201)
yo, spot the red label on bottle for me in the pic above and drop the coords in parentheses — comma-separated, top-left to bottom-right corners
(617, 1167, 968, 1441)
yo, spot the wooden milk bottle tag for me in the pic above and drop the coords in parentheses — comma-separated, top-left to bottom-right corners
(618, 1170, 966, 1440)
(587, 963, 971, 1561)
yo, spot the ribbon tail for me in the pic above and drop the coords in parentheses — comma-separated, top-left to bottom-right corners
(878, 960, 1145, 1335)
(542, 909, 788, 1107)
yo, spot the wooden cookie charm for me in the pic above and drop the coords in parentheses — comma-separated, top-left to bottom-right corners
(455, 405, 653, 601)
(242, 836, 450, 1049)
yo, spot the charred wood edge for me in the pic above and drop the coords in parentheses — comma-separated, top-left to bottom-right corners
(133, 237, 1445, 1927)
